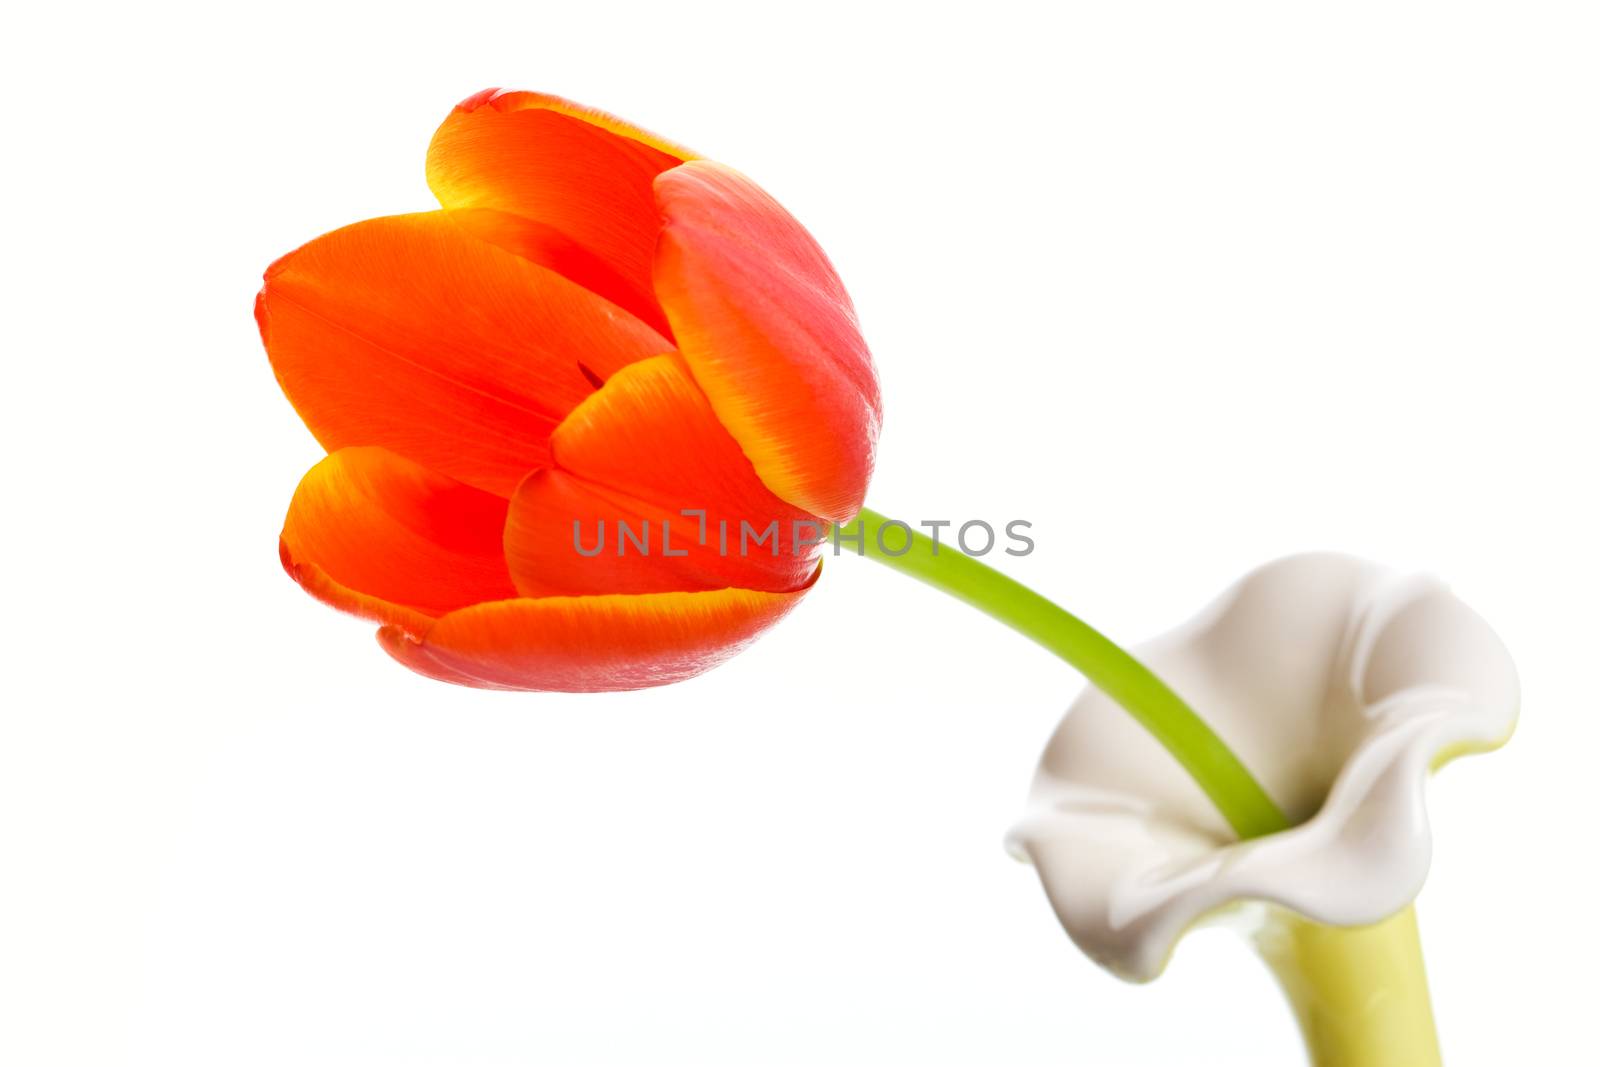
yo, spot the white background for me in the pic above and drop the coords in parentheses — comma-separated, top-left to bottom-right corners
(3, 2, 1596, 1064)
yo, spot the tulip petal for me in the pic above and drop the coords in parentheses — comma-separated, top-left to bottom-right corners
(654, 161, 882, 523)
(278, 542, 434, 636)
(505, 469, 824, 598)
(376, 583, 813, 692)
(502, 354, 823, 597)
(427, 90, 692, 337)
(257, 212, 669, 496)
(280, 447, 519, 622)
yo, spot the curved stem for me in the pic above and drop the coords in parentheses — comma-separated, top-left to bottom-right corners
(848, 507, 1289, 840)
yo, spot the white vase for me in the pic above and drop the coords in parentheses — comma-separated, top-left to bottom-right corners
(1007, 553, 1519, 1065)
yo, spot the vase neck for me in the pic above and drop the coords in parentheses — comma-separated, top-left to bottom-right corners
(1251, 904, 1441, 1067)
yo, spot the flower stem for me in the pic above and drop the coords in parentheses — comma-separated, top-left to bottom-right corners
(849, 507, 1290, 840)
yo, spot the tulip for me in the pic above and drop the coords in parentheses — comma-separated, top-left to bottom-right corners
(257, 89, 1287, 834)
(1007, 554, 1519, 1066)
(257, 90, 881, 691)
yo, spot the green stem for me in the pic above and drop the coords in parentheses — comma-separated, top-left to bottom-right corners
(849, 507, 1289, 840)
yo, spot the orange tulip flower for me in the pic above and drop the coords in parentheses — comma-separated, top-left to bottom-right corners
(258, 89, 882, 691)
(256, 88, 1283, 848)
